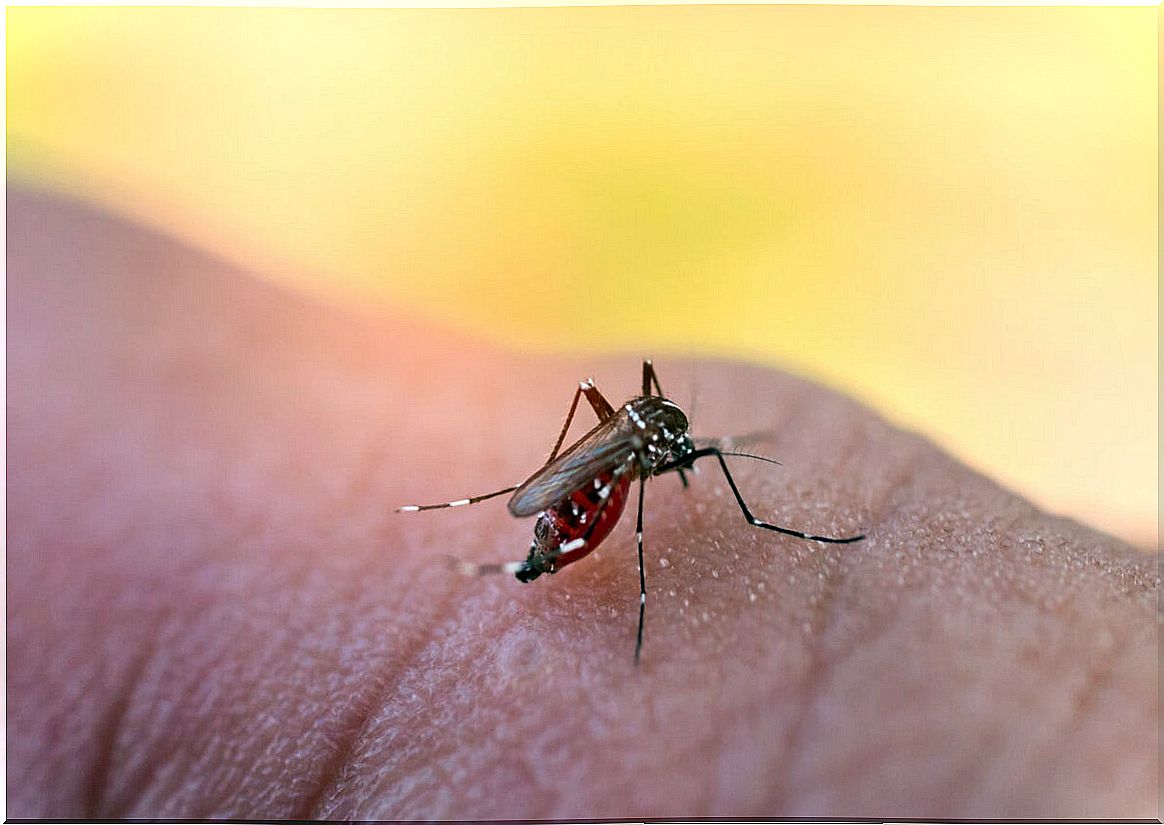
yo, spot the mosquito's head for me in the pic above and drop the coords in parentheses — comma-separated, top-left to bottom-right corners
(628, 395, 693, 475)
(656, 400, 694, 467)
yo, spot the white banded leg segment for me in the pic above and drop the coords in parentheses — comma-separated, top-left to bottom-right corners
(634, 476, 647, 665)
(543, 538, 587, 564)
(454, 536, 589, 580)
(449, 558, 526, 577)
(397, 485, 519, 512)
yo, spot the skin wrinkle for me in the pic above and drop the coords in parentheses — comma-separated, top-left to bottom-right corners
(932, 650, 1021, 815)
(1061, 625, 1133, 734)
(109, 600, 249, 816)
(950, 620, 1133, 816)
(1006, 626, 1136, 815)
(122, 548, 361, 814)
(299, 678, 386, 817)
(84, 632, 158, 816)
(319, 585, 521, 819)
(300, 578, 464, 819)
(302, 564, 482, 818)
(783, 595, 915, 796)
(180, 602, 351, 817)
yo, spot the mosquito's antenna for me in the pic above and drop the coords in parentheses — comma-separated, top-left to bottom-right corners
(719, 450, 783, 467)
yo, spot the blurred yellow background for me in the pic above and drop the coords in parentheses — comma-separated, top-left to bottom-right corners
(7, 6, 1157, 548)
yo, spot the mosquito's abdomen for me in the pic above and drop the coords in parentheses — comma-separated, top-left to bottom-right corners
(536, 470, 631, 570)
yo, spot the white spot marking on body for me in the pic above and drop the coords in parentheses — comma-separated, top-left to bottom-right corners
(636, 531, 643, 544)
(561, 538, 585, 553)
(449, 499, 470, 507)
(594, 478, 602, 490)
(399, 505, 420, 512)
(641, 592, 646, 604)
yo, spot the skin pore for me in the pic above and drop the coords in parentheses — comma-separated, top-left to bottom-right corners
(6, 188, 1158, 818)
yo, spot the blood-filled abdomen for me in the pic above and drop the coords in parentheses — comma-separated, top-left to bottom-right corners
(534, 470, 631, 571)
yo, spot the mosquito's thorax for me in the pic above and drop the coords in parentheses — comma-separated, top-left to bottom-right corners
(621, 395, 694, 476)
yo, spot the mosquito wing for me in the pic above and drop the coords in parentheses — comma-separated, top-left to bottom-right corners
(508, 416, 638, 517)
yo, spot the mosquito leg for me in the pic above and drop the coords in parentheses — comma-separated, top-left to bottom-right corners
(642, 358, 666, 398)
(545, 382, 585, 464)
(397, 485, 519, 512)
(448, 556, 528, 576)
(546, 378, 616, 465)
(657, 448, 866, 543)
(634, 474, 647, 665)
(580, 379, 616, 422)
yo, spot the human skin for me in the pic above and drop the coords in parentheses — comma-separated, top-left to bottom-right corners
(6, 187, 1158, 819)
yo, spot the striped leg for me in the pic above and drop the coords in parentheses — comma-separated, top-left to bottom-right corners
(397, 486, 518, 513)
(634, 474, 647, 665)
(656, 448, 865, 543)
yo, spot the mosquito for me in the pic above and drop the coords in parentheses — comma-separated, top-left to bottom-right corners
(398, 360, 864, 664)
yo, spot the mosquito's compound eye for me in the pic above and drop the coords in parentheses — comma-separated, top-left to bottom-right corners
(657, 401, 689, 436)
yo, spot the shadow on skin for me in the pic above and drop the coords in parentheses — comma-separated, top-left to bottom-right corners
(6, 187, 1158, 818)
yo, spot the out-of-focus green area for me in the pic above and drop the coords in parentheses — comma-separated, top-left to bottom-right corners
(7, 6, 1157, 547)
